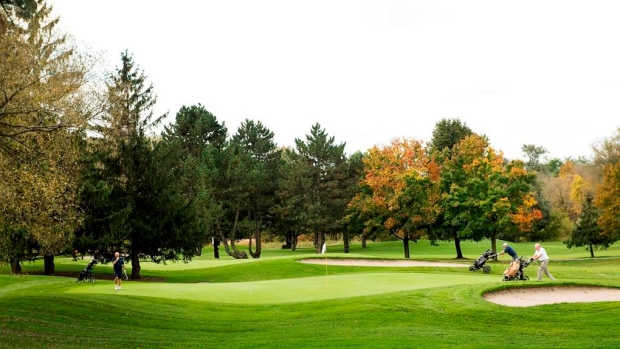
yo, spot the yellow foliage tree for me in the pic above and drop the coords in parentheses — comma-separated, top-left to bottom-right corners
(595, 163, 620, 243)
(0, 1, 95, 274)
(542, 161, 601, 226)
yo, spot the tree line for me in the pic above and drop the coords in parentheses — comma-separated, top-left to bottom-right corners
(2, 1, 619, 278)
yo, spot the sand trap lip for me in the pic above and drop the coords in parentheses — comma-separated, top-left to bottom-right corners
(484, 286, 620, 307)
(299, 258, 470, 268)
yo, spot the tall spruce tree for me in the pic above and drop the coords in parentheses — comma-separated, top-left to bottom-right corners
(206, 137, 257, 259)
(427, 118, 473, 258)
(280, 124, 350, 253)
(231, 119, 280, 258)
(161, 104, 228, 257)
(77, 51, 200, 278)
(427, 118, 473, 160)
(340, 151, 365, 253)
(273, 147, 308, 251)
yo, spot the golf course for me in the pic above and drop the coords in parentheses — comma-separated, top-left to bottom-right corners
(2, 240, 620, 348)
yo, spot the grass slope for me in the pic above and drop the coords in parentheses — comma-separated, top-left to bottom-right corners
(3, 239, 620, 349)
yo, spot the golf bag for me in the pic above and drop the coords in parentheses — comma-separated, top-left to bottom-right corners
(469, 249, 497, 273)
(76, 259, 97, 283)
(502, 256, 531, 281)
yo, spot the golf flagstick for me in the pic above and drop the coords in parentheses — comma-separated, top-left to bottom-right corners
(321, 242, 327, 290)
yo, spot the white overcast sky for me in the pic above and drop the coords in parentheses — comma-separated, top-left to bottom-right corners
(48, 0, 620, 160)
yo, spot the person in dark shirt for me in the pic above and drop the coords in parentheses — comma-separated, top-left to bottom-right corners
(112, 252, 125, 290)
(498, 243, 518, 261)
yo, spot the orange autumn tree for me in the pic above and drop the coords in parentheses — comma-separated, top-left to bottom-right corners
(351, 138, 440, 258)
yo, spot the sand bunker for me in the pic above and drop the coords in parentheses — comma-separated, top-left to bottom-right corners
(299, 258, 470, 268)
(484, 286, 620, 307)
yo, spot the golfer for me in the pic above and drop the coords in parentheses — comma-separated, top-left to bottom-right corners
(112, 252, 125, 290)
(531, 243, 556, 281)
(498, 243, 518, 261)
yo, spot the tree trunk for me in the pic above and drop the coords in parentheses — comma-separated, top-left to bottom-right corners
(10, 258, 21, 274)
(249, 217, 261, 259)
(248, 230, 254, 255)
(282, 231, 293, 249)
(362, 236, 367, 248)
(403, 237, 410, 259)
(251, 236, 261, 258)
(44, 253, 55, 275)
(213, 238, 220, 259)
(315, 232, 325, 254)
(454, 237, 464, 259)
(292, 234, 298, 251)
(131, 253, 141, 279)
(221, 238, 248, 259)
(313, 231, 320, 251)
(343, 233, 350, 253)
(231, 239, 248, 258)
(219, 209, 248, 259)
(590, 243, 594, 258)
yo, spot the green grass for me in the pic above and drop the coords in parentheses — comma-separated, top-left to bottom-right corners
(3, 239, 620, 348)
(67, 272, 498, 304)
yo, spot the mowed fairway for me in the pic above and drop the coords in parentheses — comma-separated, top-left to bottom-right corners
(4, 240, 620, 349)
(67, 272, 498, 304)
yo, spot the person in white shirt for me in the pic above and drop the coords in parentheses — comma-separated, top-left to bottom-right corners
(531, 243, 556, 281)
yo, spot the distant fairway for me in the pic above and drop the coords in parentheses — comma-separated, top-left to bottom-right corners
(67, 272, 498, 304)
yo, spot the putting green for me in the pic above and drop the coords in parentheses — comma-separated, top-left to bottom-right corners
(67, 272, 498, 304)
